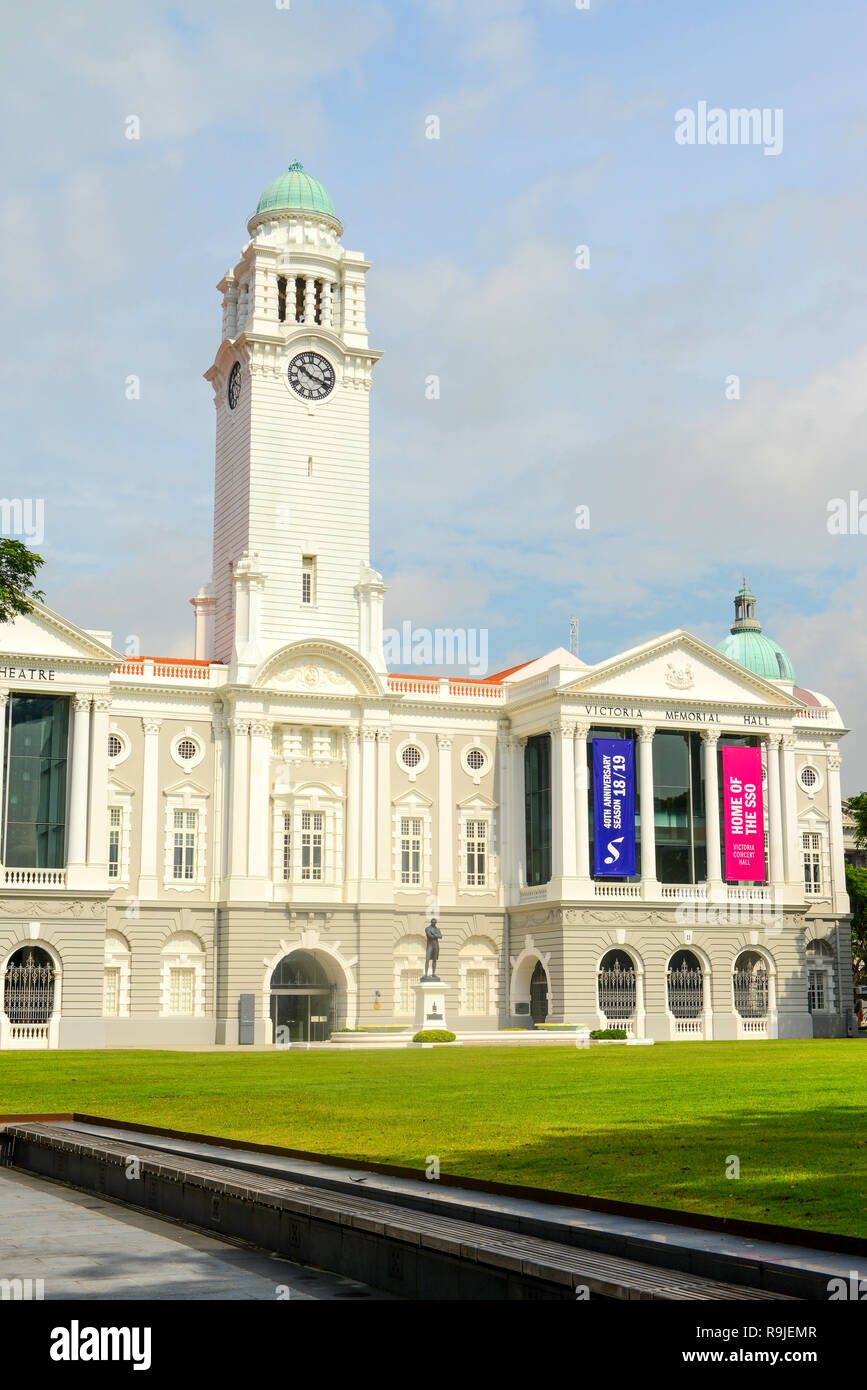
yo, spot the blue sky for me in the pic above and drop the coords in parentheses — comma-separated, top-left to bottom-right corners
(3, 0, 867, 786)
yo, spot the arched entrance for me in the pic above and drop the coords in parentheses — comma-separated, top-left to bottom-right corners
(529, 960, 549, 1024)
(269, 950, 337, 1043)
(2, 946, 57, 1049)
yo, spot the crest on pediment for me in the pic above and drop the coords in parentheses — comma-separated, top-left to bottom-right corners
(272, 659, 356, 694)
(254, 640, 385, 697)
(665, 661, 695, 690)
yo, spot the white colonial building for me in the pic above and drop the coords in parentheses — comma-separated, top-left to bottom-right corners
(0, 165, 854, 1048)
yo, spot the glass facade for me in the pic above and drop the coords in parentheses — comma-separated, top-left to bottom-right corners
(524, 734, 551, 886)
(2, 695, 69, 868)
(652, 731, 706, 884)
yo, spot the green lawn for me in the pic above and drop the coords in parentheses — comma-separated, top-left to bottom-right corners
(1, 1040, 865, 1237)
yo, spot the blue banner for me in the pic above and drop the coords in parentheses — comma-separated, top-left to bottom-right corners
(592, 739, 636, 877)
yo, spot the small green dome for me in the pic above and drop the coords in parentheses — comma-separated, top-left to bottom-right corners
(255, 161, 336, 218)
(717, 579, 795, 682)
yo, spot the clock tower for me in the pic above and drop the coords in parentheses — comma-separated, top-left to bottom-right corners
(201, 161, 385, 675)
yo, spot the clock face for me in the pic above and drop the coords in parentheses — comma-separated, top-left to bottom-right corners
(227, 362, 241, 410)
(288, 351, 336, 401)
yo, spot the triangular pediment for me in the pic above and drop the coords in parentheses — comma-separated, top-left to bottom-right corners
(0, 602, 119, 665)
(566, 631, 801, 710)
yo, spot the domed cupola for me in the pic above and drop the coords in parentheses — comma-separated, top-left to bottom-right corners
(255, 160, 337, 218)
(717, 580, 795, 683)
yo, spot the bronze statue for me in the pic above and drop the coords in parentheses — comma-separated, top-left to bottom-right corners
(422, 917, 442, 981)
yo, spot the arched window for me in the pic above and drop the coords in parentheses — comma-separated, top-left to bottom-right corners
(732, 951, 768, 1019)
(598, 950, 636, 1027)
(393, 935, 426, 1016)
(104, 931, 131, 1018)
(160, 933, 206, 1017)
(4, 947, 54, 1025)
(667, 950, 703, 1019)
(806, 939, 835, 1013)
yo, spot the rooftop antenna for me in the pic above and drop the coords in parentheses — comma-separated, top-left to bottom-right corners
(569, 616, 579, 658)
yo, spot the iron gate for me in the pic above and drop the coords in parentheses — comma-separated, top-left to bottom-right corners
(597, 960, 636, 1021)
(4, 955, 55, 1024)
(733, 966, 768, 1018)
(666, 961, 703, 1018)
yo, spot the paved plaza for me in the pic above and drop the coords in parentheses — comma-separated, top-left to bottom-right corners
(0, 1168, 386, 1300)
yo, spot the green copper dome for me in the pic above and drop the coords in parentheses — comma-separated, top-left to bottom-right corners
(255, 161, 336, 218)
(717, 579, 795, 682)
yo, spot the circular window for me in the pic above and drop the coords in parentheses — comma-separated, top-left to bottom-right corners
(799, 765, 820, 792)
(466, 747, 486, 773)
(227, 362, 241, 410)
(401, 745, 422, 769)
(177, 738, 198, 762)
(107, 734, 123, 760)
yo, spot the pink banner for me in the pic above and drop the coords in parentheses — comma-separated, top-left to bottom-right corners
(722, 745, 765, 881)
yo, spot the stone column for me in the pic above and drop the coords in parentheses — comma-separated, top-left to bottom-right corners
(360, 728, 378, 886)
(511, 736, 527, 892)
(766, 733, 785, 886)
(779, 733, 800, 894)
(497, 724, 512, 899)
(825, 743, 848, 914)
(87, 695, 111, 870)
(304, 276, 317, 325)
(210, 707, 229, 897)
(436, 733, 455, 905)
(247, 718, 273, 888)
(574, 721, 591, 888)
(322, 281, 334, 328)
(228, 716, 250, 884)
(138, 716, 162, 897)
(702, 730, 722, 889)
(551, 721, 577, 884)
(376, 729, 392, 884)
(66, 695, 92, 870)
(638, 727, 657, 896)
(345, 729, 360, 889)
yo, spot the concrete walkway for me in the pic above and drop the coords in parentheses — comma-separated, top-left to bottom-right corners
(0, 1168, 387, 1300)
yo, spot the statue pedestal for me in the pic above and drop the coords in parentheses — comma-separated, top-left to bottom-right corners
(413, 979, 451, 1032)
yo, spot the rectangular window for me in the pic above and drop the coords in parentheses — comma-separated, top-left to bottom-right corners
(399, 969, 416, 1014)
(524, 735, 551, 887)
(108, 806, 121, 880)
(169, 967, 194, 1015)
(466, 819, 488, 887)
(400, 817, 422, 885)
(301, 810, 323, 881)
(301, 556, 316, 605)
(2, 694, 69, 868)
(277, 274, 287, 323)
(808, 970, 826, 1012)
(803, 832, 822, 895)
(103, 967, 120, 1017)
(282, 811, 292, 880)
(172, 809, 197, 881)
(465, 969, 489, 1015)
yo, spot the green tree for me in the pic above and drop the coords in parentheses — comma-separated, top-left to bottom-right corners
(847, 793, 867, 849)
(845, 862, 867, 987)
(0, 539, 44, 623)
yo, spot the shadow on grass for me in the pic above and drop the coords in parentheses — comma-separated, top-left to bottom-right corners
(433, 1105, 867, 1238)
